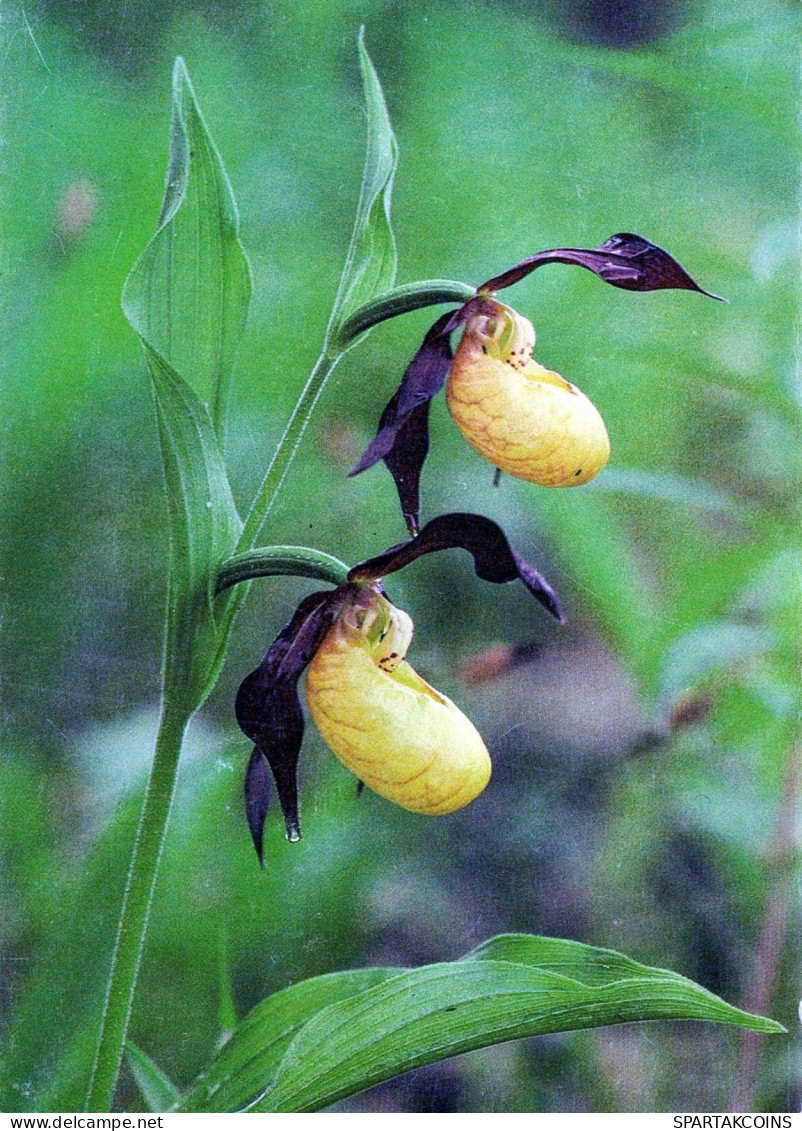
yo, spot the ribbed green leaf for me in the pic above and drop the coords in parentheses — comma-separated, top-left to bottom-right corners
(178, 969, 398, 1113)
(467, 933, 693, 987)
(260, 957, 783, 1112)
(121, 57, 249, 711)
(123, 57, 252, 431)
(126, 1042, 181, 1112)
(180, 935, 783, 1113)
(326, 28, 398, 347)
(146, 348, 241, 708)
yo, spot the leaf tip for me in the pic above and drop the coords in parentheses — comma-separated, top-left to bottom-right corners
(357, 26, 373, 73)
(172, 55, 191, 93)
(757, 1017, 788, 1035)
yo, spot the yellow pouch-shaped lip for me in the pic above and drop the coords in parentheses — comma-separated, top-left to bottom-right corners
(447, 300, 610, 486)
(306, 595, 491, 815)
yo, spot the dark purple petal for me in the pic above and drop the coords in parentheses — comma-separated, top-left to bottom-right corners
(381, 400, 430, 536)
(510, 550, 564, 622)
(236, 670, 306, 847)
(235, 590, 343, 852)
(350, 310, 457, 474)
(235, 591, 332, 743)
(244, 747, 272, 866)
(349, 512, 565, 622)
(479, 233, 723, 300)
(349, 310, 460, 534)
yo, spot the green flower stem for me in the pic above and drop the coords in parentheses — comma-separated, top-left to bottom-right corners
(216, 546, 349, 595)
(85, 699, 191, 1112)
(237, 280, 475, 555)
(86, 277, 472, 1110)
(334, 280, 475, 349)
(236, 350, 342, 554)
(86, 349, 351, 1109)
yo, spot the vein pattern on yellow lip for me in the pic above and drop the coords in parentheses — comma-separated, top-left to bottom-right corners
(446, 300, 610, 486)
(306, 595, 491, 815)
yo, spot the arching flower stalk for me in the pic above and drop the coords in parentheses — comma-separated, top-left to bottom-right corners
(234, 512, 563, 863)
(351, 232, 722, 534)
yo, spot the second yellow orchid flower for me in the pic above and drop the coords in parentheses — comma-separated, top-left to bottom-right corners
(350, 232, 720, 534)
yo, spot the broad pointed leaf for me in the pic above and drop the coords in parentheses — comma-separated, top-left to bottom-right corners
(258, 948, 782, 1112)
(146, 349, 241, 708)
(327, 29, 398, 346)
(122, 58, 250, 711)
(179, 935, 782, 1113)
(123, 57, 252, 429)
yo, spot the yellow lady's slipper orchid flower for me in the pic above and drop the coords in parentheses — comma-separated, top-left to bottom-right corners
(350, 232, 720, 535)
(306, 590, 491, 815)
(446, 298, 610, 487)
(234, 512, 563, 863)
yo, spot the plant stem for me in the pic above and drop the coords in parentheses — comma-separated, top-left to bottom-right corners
(236, 350, 342, 554)
(333, 280, 474, 348)
(85, 701, 190, 1112)
(235, 281, 477, 555)
(87, 352, 349, 1107)
(216, 546, 349, 595)
(88, 283, 473, 1110)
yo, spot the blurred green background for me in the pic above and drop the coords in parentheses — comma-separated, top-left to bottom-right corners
(0, 0, 798, 1113)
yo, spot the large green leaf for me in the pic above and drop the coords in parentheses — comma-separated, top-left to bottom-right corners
(121, 58, 249, 710)
(146, 348, 241, 707)
(123, 57, 252, 429)
(326, 28, 398, 348)
(180, 935, 782, 1113)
